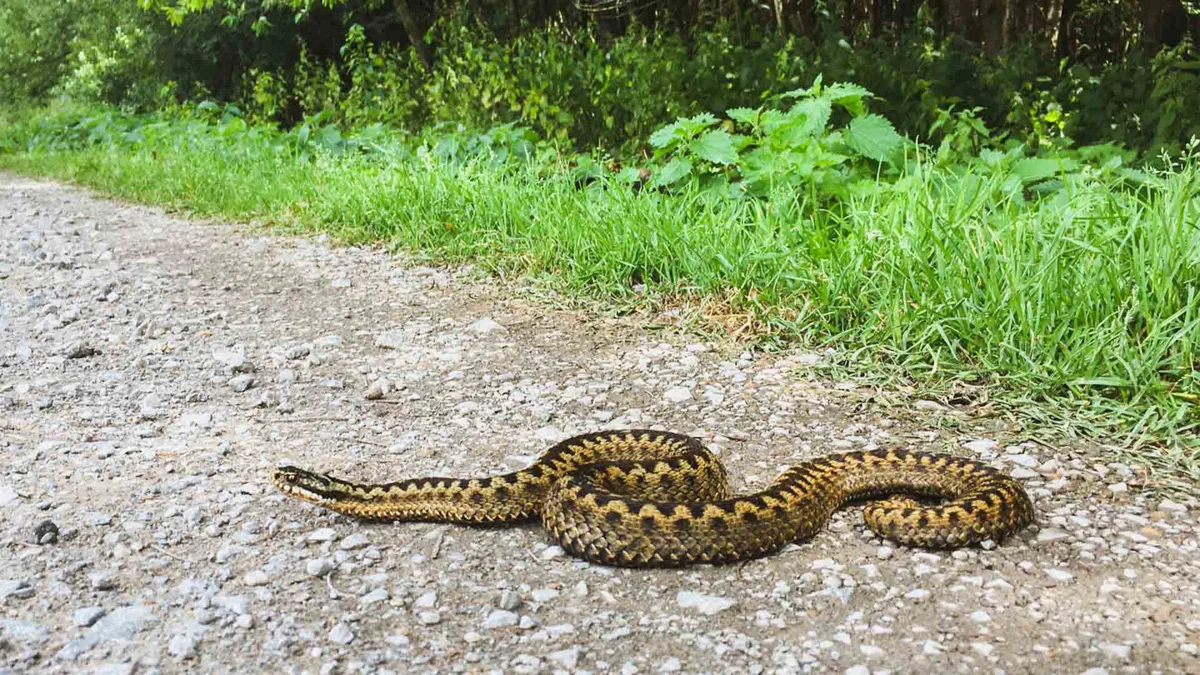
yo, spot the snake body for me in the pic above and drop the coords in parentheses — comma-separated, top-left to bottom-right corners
(272, 429, 1034, 567)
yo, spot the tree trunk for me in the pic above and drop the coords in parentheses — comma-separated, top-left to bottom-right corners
(1050, 0, 1078, 59)
(395, 0, 434, 71)
(1140, 0, 1188, 53)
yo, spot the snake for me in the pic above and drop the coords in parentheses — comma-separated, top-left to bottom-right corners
(272, 429, 1034, 567)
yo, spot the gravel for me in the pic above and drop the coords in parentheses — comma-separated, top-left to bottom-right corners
(2, 174, 1199, 673)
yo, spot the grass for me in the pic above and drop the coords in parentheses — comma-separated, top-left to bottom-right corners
(2, 110, 1198, 483)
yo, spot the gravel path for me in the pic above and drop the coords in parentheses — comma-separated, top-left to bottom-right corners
(1, 173, 1198, 675)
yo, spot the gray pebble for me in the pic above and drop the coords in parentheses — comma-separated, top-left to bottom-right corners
(168, 633, 198, 659)
(329, 622, 354, 644)
(306, 558, 335, 577)
(417, 610, 441, 625)
(73, 607, 107, 627)
(482, 610, 519, 629)
(228, 374, 255, 392)
(496, 590, 522, 611)
(308, 528, 338, 542)
(339, 532, 369, 550)
(63, 340, 99, 359)
(33, 519, 59, 545)
(0, 579, 33, 600)
(89, 571, 117, 591)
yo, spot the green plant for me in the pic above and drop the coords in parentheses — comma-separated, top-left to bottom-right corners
(646, 76, 907, 201)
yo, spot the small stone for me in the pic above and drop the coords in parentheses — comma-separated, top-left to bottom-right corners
(876, 546, 893, 560)
(168, 633, 197, 659)
(1, 619, 50, 646)
(417, 611, 441, 625)
(1099, 643, 1131, 661)
(34, 396, 53, 410)
(283, 343, 311, 360)
(64, 341, 99, 359)
(228, 374, 255, 392)
(482, 610, 519, 629)
(306, 558, 335, 577)
(89, 571, 117, 591)
(1159, 498, 1187, 513)
(531, 588, 560, 603)
(970, 610, 991, 623)
(845, 666, 871, 675)
(33, 520, 59, 545)
(663, 386, 692, 403)
(212, 348, 254, 373)
(1005, 453, 1039, 467)
(963, 439, 997, 453)
(676, 590, 736, 615)
(73, 607, 106, 627)
(339, 533, 369, 550)
(659, 657, 682, 672)
(1036, 528, 1070, 543)
(904, 589, 930, 602)
(329, 622, 354, 644)
(414, 591, 438, 608)
(497, 590, 522, 611)
(214, 544, 245, 563)
(971, 643, 994, 657)
(1011, 468, 1039, 480)
(375, 331, 405, 350)
(1045, 568, 1074, 582)
(548, 647, 580, 670)
(243, 570, 270, 586)
(1108, 482, 1128, 493)
(308, 528, 338, 542)
(360, 588, 389, 606)
(364, 378, 389, 400)
(467, 317, 503, 333)
(0, 486, 18, 507)
(539, 546, 565, 561)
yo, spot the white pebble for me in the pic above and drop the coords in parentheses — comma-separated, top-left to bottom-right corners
(676, 590, 736, 615)
(1044, 568, 1074, 582)
(663, 386, 692, 403)
(339, 533, 369, 550)
(329, 623, 354, 644)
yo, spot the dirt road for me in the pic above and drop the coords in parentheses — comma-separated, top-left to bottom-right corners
(1, 174, 1197, 674)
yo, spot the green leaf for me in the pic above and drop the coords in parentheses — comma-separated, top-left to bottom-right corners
(1068, 376, 1134, 388)
(1012, 157, 1079, 184)
(654, 158, 693, 186)
(692, 130, 739, 165)
(824, 82, 873, 116)
(648, 120, 684, 149)
(844, 114, 904, 162)
(726, 107, 760, 126)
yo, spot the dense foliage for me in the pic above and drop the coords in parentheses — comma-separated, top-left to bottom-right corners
(2, 1, 1199, 157)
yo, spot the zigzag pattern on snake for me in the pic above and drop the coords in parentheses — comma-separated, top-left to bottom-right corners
(272, 429, 1035, 567)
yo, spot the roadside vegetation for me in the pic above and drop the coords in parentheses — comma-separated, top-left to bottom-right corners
(1, 0, 1198, 478)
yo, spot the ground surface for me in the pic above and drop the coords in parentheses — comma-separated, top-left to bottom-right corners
(0, 173, 1198, 675)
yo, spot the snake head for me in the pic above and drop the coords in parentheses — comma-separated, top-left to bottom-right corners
(272, 466, 340, 503)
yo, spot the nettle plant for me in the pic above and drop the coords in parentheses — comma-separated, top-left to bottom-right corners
(645, 75, 907, 200)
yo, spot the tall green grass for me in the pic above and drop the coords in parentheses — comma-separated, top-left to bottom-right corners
(2, 120, 1198, 480)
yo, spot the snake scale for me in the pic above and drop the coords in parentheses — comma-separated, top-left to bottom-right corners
(272, 429, 1034, 567)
